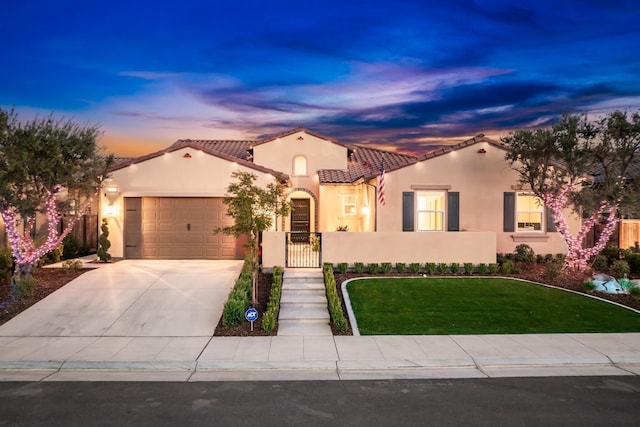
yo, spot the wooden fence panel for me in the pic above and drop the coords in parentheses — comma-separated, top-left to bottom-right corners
(619, 219, 640, 250)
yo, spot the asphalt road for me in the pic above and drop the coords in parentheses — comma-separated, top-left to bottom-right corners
(0, 377, 639, 426)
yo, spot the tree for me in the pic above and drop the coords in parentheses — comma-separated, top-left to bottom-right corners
(215, 171, 290, 304)
(503, 111, 640, 271)
(97, 218, 112, 262)
(0, 107, 113, 295)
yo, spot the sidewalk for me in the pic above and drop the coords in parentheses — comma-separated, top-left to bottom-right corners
(1, 333, 639, 382)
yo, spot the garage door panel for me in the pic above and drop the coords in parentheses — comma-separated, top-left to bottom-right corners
(126, 197, 240, 260)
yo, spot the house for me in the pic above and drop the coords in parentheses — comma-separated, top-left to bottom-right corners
(100, 128, 580, 265)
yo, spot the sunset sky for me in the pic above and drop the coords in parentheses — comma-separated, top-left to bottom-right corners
(1, 0, 639, 156)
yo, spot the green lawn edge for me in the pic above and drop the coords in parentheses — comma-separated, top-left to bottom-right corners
(344, 276, 640, 335)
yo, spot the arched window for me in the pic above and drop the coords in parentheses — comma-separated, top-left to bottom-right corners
(293, 155, 307, 176)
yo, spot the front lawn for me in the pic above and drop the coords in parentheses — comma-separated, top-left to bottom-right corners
(346, 277, 640, 335)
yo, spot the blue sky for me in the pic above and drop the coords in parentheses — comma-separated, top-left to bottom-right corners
(1, 0, 639, 156)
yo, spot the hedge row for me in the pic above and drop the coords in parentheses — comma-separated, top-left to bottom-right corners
(322, 263, 348, 332)
(221, 258, 254, 327)
(262, 266, 283, 332)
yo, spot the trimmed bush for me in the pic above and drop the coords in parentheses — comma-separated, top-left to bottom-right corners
(501, 260, 518, 275)
(354, 262, 364, 274)
(395, 262, 406, 273)
(477, 263, 488, 274)
(338, 262, 349, 274)
(610, 260, 631, 278)
(626, 253, 640, 275)
(449, 262, 460, 274)
(62, 235, 80, 260)
(367, 263, 380, 274)
(590, 254, 608, 272)
(425, 263, 436, 275)
(380, 262, 392, 274)
(513, 244, 535, 264)
(262, 266, 283, 332)
(535, 254, 545, 264)
(544, 261, 563, 281)
(488, 263, 499, 274)
(323, 264, 348, 332)
(436, 263, 448, 274)
(463, 263, 474, 275)
(220, 258, 254, 327)
(409, 263, 421, 274)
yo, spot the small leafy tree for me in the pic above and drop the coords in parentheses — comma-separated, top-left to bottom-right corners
(504, 111, 640, 271)
(215, 171, 290, 304)
(0, 108, 113, 295)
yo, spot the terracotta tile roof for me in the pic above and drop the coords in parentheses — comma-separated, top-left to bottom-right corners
(110, 139, 288, 180)
(318, 145, 417, 184)
(418, 134, 508, 160)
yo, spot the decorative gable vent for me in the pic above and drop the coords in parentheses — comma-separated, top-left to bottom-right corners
(297, 136, 304, 141)
(183, 153, 192, 158)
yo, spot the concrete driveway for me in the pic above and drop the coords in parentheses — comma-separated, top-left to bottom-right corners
(0, 260, 243, 369)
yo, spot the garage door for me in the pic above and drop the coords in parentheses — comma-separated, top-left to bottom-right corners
(124, 197, 239, 259)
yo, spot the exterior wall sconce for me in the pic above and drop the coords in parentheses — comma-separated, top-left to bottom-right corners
(361, 206, 370, 215)
(104, 203, 117, 217)
(103, 179, 120, 204)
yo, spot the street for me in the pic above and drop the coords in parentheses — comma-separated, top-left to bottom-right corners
(0, 376, 639, 426)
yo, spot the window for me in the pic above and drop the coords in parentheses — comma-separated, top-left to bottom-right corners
(342, 195, 356, 216)
(516, 193, 543, 231)
(416, 191, 445, 231)
(293, 155, 307, 176)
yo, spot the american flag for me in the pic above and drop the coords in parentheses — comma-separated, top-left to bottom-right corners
(377, 165, 386, 206)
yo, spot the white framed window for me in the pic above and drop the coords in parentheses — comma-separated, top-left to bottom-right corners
(516, 193, 543, 231)
(416, 191, 445, 231)
(343, 195, 356, 216)
(293, 155, 307, 176)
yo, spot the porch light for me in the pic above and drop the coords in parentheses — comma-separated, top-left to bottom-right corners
(104, 203, 117, 217)
(361, 206, 370, 215)
(103, 179, 120, 204)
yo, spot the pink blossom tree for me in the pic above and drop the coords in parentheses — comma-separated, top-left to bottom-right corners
(504, 111, 640, 271)
(0, 108, 113, 296)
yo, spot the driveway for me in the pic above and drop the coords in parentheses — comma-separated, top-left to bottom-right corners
(0, 260, 243, 338)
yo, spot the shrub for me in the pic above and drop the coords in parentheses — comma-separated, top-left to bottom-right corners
(395, 262, 406, 273)
(488, 263, 500, 274)
(630, 286, 640, 297)
(449, 263, 460, 274)
(496, 253, 506, 264)
(626, 253, 640, 275)
(354, 262, 364, 274)
(554, 253, 566, 264)
(513, 244, 536, 264)
(590, 254, 609, 272)
(436, 263, 448, 274)
(380, 262, 392, 274)
(544, 261, 563, 281)
(501, 260, 518, 275)
(338, 262, 348, 274)
(601, 246, 623, 264)
(425, 263, 436, 275)
(409, 263, 421, 274)
(17, 276, 37, 299)
(583, 279, 596, 291)
(544, 253, 554, 263)
(220, 257, 254, 327)
(477, 263, 487, 274)
(62, 235, 80, 260)
(610, 260, 631, 278)
(0, 248, 13, 284)
(323, 265, 348, 332)
(43, 244, 63, 264)
(367, 263, 380, 274)
(535, 254, 545, 264)
(62, 259, 83, 271)
(463, 263, 474, 275)
(262, 266, 283, 332)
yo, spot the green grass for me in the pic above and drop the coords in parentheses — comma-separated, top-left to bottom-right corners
(346, 278, 640, 335)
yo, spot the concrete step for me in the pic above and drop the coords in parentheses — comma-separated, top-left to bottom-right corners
(282, 281, 325, 290)
(278, 306, 330, 321)
(280, 292, 327, 304)
(277, 321, 333, 336)
(283, 277, 325, 286)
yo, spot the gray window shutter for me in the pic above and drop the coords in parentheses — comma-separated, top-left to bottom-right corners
(447, 192, 459, 231)
(402, 192, 414, 232)
(545, 206, 557, 232)
(503, 192, 515, 232)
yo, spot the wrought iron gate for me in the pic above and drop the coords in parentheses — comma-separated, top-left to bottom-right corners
(286, 232, 321, 268)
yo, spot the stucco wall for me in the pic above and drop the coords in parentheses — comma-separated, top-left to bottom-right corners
(102, 147, 278, 258)
(376, 141, 580, 254)
(261, 231, 497, 268)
